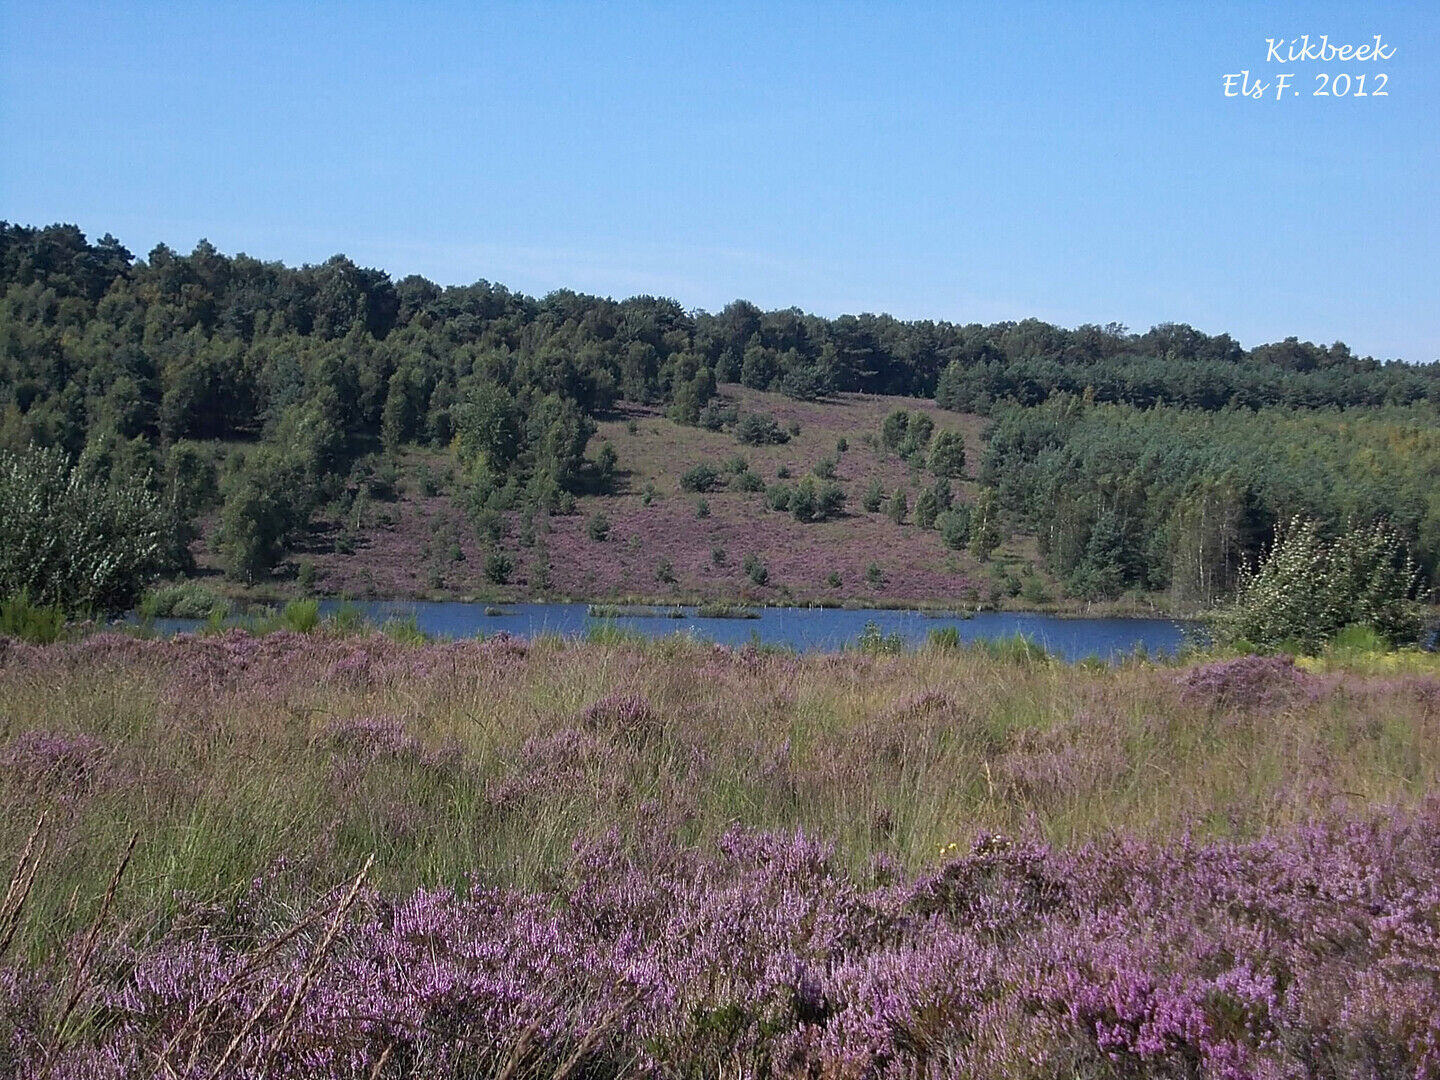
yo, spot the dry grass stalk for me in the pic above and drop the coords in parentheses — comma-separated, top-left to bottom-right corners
(44, 829, 139, 1074)
(0, 813, 47, 958)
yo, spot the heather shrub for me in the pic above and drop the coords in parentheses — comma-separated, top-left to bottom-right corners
(1, 729, 107, 794)
(1176, 653, 1321, 712)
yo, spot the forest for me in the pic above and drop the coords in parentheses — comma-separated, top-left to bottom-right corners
(2, 222, 1437, 615)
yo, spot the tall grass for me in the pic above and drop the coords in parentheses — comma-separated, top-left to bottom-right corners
(1, 631, 1437, 959)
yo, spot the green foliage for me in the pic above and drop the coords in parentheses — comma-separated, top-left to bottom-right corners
(139, 582, 228, 620)
(826, 571, 842, 588)
(813, 454, 838, 480)
(856, 620, 904, 655)
(655, 558, 677, 584)
(586, 512, 611, 542)
(881, 409, 935, 463)
(0, 444, 169, 613)
(735, 470, 764, 493)
(927, 625, 961, 650)
(595, 441, 619, 479)
(887, 488, 908, 526)
(484, 550, 514, 585)
(0, 591, 68, 643)
(928, 429, 966, 477)
(734, 412, 789, 446)
(742, 552, 769, 586)
(836, 436, 848, 453)
(862, 478, 884, 513)
(1211, 516, 1424, 652)
(382, 613, 428, 643)
(279, 598, 320, 633)
(968, 489, 1001, 561)
(866, 562, 886, 589)
(695, 498, 710, 519)
(680, 462, 721, 492)
(914, 489, 939, 530)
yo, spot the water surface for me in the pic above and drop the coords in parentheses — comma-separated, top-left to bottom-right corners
(278, 600, 1195, 661)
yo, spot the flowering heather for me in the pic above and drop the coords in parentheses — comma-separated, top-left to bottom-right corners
(0, 729, 106, 795)
(579, 691, 660, 744)
(1175, 653, 1325, 712)
(3, 809, 1439, 1078)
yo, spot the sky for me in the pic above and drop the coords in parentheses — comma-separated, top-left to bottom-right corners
(1, 1, 1436, 361)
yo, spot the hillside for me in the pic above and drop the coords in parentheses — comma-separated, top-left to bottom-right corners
(191, 387, 1057, 608)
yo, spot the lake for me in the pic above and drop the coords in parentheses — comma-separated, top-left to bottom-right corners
(255, 600, 1195, 661)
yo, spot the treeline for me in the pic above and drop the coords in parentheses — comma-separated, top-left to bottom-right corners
(2, 222, 1438, 604)
(5, 224, 1437, 458)
(982, 396, 1440, 602)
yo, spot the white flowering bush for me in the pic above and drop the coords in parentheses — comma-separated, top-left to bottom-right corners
(0, 445, 168, 614)
(1211, 515, 1424, 652)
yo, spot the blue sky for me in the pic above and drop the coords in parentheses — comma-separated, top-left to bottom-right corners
(2, 2, 1436, 360)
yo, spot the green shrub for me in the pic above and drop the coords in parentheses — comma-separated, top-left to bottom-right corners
(735, 470, 765, 493)
(866, 562, 886, 589)
(382, 614, 428, 644)
(735, 412, 789, 446)
(326, 601, 366, 634)
(927, 625, 961, 650)
(484, 550, 514, 585)
(280, 598, 320, 633)
(139, 582, 229, 620)
(680, 462, 722, 493)
(742, 553, 769, 586)
(887, 489, 908, 526)
(937, 509, 970, 550)
(587, 513, 611, 542)
(695, 498, 710, 519)
(856, 620, 904, 655)
(0, 591, 68, 644)
(862, 479, 884, 513)
(0, 444, 170, 613)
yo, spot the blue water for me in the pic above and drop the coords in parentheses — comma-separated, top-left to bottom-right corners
(212, 601, 1201, 661)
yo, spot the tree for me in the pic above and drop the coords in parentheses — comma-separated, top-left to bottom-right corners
(1212, 517, 1424, 651)
(969, 489, 1001, 560)
(862, 478, 884, 513)
(914, 488, 939, 529)
(887, 488, 908, 525)
(0, 445, 169, 612)
(928, 430, 966, 477)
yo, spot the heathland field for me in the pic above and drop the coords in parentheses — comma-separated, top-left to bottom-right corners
(209, 388, 1020, 609)
(3, 629, 1439, 1077)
